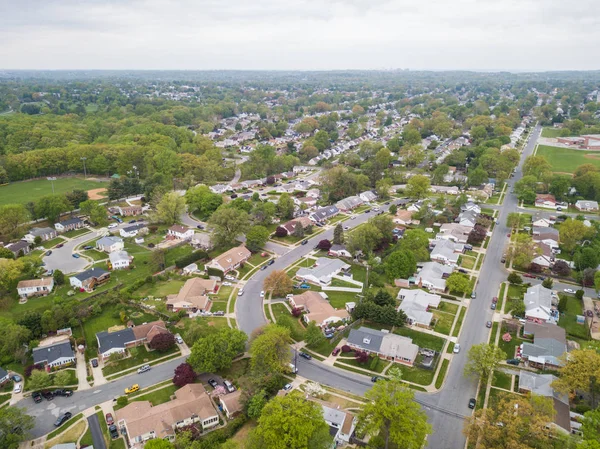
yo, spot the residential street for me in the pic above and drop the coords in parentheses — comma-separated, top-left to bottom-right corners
(42, 229, 105, 274)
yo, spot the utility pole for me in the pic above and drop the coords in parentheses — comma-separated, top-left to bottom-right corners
(81, 157, 87, 179)
(47, 177, 56, 194)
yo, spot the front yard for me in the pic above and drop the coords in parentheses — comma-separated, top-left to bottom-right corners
(102, 345, 180, 376)
(63, 228, 92, 238)
(41, 237, 66, 249)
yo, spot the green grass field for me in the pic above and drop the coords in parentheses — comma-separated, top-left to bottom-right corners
(541, 127, 566, 138)
(0, 177, 106, 206)
(536, 145, 600, 174)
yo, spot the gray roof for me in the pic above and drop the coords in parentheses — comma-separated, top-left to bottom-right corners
(58, 217, 83, 226)
(72, 267, 109, 282)
(0, 366, 7, 378)
(296, 257, 350, 284)
(347, 326, 385, 353)
(329, 244, 348, 252)
(32, 341, 74, 365)
(310, 206, 339, 221)
(7, 240, 29, 252)
(518, 371, 568, 404)
(322, 405, 346, 426)
(122, 223, 146, 233)
(335, 196, 363, 210)
(522, 322, 566, 366)
(28, 227, 56, 237)
(96, 328, 135, 354)
(96, 236, 123, 247)
(49, 444, 77, 449)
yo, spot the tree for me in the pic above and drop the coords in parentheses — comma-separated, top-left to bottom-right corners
(35, 194, 71, 223)
(553, 349, 600, 404)
(277, 193, 295, 220)
(581, 408, 600, 442)
(149, 332, 175, 352)
(432, 164, 449, 185)
(523, 155, 553, 179)
(305, 322, 326, 347)
(28, 370, 52, 391)
(446, 272, 471, 294)
(154, 191, 186, 225)
(464, 394, 556, 449)
(553, 260, 571, 277)
(246, 391, 332, 449)
(316, 239, 332, 251)
(514, 175, 538, 204)
(333, 224, 344, 245)
(0, 405, 35, 449)
(406, 175, 430, 199)
(401, 126, 422, 145)
(397, 229, 430, 261)
(184, 185, 224, 220)
(65, 189, 89, 208)
(150, 248, 166, 272)
(0, 247, 15, 259)
(172, 362, 196, 387)
(263, 270, 293, 297)
(375, 178, 392, 199)
(468, 167, 489, 186)
(0, 319, 31, 360)
(274, 226, 287, 238)
(550, 175, 572, 202)
(188, 328, 247, 373)
(506, 212, 522, 229)
(0, 204, 29, 238)
(389, 204, 397, 215)
(247, 390, 268, 419)
(144, 440, 175, 449)
(542, 277, 554, 289)
(246, 225, 270, 252)
(369, 214, 395, 245)
(464, 343, 506, 379)
(249, 325, 291, 377)
(346, 223, 382, 257)
(79, 200, 108, 226)
(53, 370, 72, 387)
(357, 377, 431, 449)
(208, 207, 250, 248)
(384, 250, 416, 281)
(575, 247, 600, 271)
(53, 270, 65, 285)
(511, 234, 540, 268)
(560, 218, 593, 253)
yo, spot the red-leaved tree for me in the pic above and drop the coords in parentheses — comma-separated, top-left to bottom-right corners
(317, 239, 332, 251)
(173, 362, 196, 387)
(149, 333, 176, 352)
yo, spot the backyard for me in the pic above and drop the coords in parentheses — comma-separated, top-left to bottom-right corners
(558, 295, 589, 339)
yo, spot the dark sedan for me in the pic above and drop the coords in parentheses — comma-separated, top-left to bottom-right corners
(54, 412, 72, 427)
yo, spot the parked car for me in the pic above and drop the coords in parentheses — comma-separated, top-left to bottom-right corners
(453, 344, 461, 353)
(301, 239, 308, 245)
(506, 359, 521, 366)
(288, 363, 298, 374)
(175, 335, 184, 344)
(54, 412, 72, 427)
(458, 268, 468, 274)
(124, 384, 139, 394)
(283, 383, 293, 391)
(109, 424, 119, 439)
(238, 289, 244, 296)
(563, 288, 575, 294)
(196, 224, 204, 229)
(486, 321, 492, 328)
(299, 352, 312, 360)
(13, 384, 22, 394)
(108, 223, 118, 229)
(128, 219, 137, 224)
(32, 391, 43, 403)
(225, 275, 235, 281)
(267, 259, 275, 266)
(223, 380, 235, 393)
(222, 281, 232, 286)
(56, 243, 64, 248)
(137, 364, 151, 374)
(332, 347, 341, 356)
(91, 358, 99, 368)
(371, 376, 383, 382)
(260, 265, 268, 270)
(492, 297, 498, 303)
(83, 245, 93, 250)
(468, 398, 476, 409)
(42, 390, 54, 400)
(46, 250, 52, 256)
(260, 291, 265, 298)
(523, 273, 536, 278)
(53, 389, 73, 397)
(471, 292, 476, 299)
(208, 379, 218, 388)
(11, 374, 22, 383)
(491, 303, 496, 310)
(106, 413, 114, 425)
(343, 226, 350, 230)
(72, 253, 80, 258)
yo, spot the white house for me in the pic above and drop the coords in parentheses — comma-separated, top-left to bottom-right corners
(17, 278, 54, 298)
(320, 403, 357, 445)
(461, 201, 481, 214)
(167, 225, 194, 240)
(415, 262, 453, 292)
(328, 244, 352, 258)
(458, 210, 478, 227)
(120, 223, 147, 238)
(359, 190, 378, 203)
(109, 251, 131, 270)
(54, 217, 84, 233)
(430, 239, 463, 266)
(524, 284, 555, 324)
(296, 257, 351, 285)
(575, 200, 599, 211)
(32, 341, 75, 369)
(532, 218, 552, 228)
(397, 289, 441, 327)
(96, 236, 124, 253)
(23, 227, 57, 243)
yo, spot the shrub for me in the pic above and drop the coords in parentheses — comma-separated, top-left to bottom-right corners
(575, 404, 591, 414)
(557, 295, 568, 313)
(291, 307, 302, 317)
(206, 267, 224, 279)
(576, 289, 584, 300)
(355, 351, 369, 364)
(507, 272, 522, 285)
(341, 345, 352, 353)
(116, 396, 128, 408)
(175, 250, 209, 269)
(149, 332, 176, 352)
(275, 226, 288, 238)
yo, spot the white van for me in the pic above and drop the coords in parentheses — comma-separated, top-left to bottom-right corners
(223, 380, 235, 393)
(289, 363, 298, 374)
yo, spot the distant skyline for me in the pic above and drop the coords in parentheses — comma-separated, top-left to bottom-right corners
(1, 0, 599, 71)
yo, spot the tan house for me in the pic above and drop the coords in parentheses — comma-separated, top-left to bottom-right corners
(117, 206, 143, 216)
(280, 217, 313, 235)
(205, 245, 251, 274)
(166, 278, 217, 313)
(394, 210, 420, 226)
(117, 384, 219, 447)
(220, 390, 243, 419)
(17, 278, 54, 298)
(288, 291, 349, 327)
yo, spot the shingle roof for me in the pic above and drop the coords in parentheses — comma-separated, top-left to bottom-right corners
(96, 328, 135, 354)
(96, 236, 123, 247)
(58, 217, 83, 226)
(73, 267, 109, 282)
(0, 366, 7, 379)
(347, 327, 385, 353)
(32, 341, 74, 365)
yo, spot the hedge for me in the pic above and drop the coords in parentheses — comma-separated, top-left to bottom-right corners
(175, 250, 209, 269)
(206, 267, 224, 280)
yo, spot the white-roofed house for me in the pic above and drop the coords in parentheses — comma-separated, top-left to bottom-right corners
(96, 236, 124, 253)
(397, 289, 441, 327)
(415, 262, 453, 292)
(430, 239, 463, 266)
(109, 251, 131, 270)
(296, 257, 351, 286)
(524, 284, 557, 324)
(359, 190, 378, 203)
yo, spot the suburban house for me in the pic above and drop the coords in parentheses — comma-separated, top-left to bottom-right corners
(166, 278, 217, 313)
(109, 251, 131, 270)
(279, 217, 313, 236)
(458, 210, 478, 227)
(575, 200, 599, 211)
(524, 284, 557, 324)
(306, 188, 320, 199)
(288, 291, 349, 327)
(0, 367, 9, 385)
(191, 232, 213, 250)
(5, 240, 31, 257)
(167, 225, 194, 240)
(431, 185, 460, 195)
(436, 223, 473, 244)
(69, 268, 110, 292)
(461, 201, 481, 214)
(220, 390, 243, 419)
(54, 217, 84, 233)
(532, 243, 555, 268)
(293, 196, 318, 208)
(17, 277, 54, 298)
(117, 384, 219, 446)
(535, 194, 557, 209)
(518, 371, 574, 434)
(309, 206, 340, 223)
(96, 236, 124, 253)
(96, 320, 170, 360)
(32, 341, 75, 369)
(430, 239, 463, 266)
(335, 196, 364, 213)
(120, 223, 147, 238)
(24, 227, 57, 243)
(117, 206, 143, 216)
(532, 227, 559, 249)
(359, 190, 378, 203)
(328, 244, 352, 258)
(521, 322, 567, 369)
(210, 184, 232, 194)
(533, 218, 552, 228)
(397, 289, 441, 327)
(296, 257, 351, 285)
(205, 245, 251, 274)
(394, 210, 420, 226)
(320, 402, 357, 445)
(415, 262, 453, 292)
(347, 327, 419, 366)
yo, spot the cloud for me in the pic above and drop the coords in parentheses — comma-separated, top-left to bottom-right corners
(0, 0, 599, 70)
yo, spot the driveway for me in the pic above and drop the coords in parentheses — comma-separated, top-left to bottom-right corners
(87, 413, 107, 449)
(42, 229, 105, 274)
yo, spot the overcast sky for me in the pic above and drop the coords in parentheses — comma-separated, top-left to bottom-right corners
(1, 0, 598, 71)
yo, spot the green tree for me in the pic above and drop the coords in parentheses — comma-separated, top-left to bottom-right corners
(406, 175, 431, 199)
(249, 325, 292, 377)
(542, 277, 554, 289)
(384, 250, 416, 281)
(431, 164, 449, 185)
(446, 272, 471, 294)
(28, 370, 52, 391)
(247, 391, 332, 449)
(154, 191, 186, 225)
(511, 234, 540, 268)
(464, 343, 506, 379)
(401, 126, 422, 145)
(187, 327, 247, 373)
(468, 166, 488, 186)
(79, 200, 108, 226)
(507, 272, 522, 285)
(523, 155, 552, 179)
(376, 178, 392, 199)
(208, 207, 250, 248)
(549, 175, 572, 202)
(0, 318, 31, 359)
(144, 440, 175, 449)
(553, 349, 600, 402)
(34, 194, 71, 223)
(357, 377, 431, 449)
(0, 405, 35, 449)
(400, 145, 426, 168)
(346, 223, 382, 257)
(388, 204, 397, 215)
(53, 370, 72, 387)
(333, 223, 344, 245)
(52, 269, 65, 285)
(246, 225, 270, 252)
(184, 185, 223, 220)
(506, 212, 522, 229)
(305, 322, 326, 347)
(263, 270, 293, 297)
(0, 204, 29, 238)
(277, 193, 295, 220)
(247, 390, 269, 419)
(560, 218, 593, 253)
(581, 408, 600, 442)
(397, 229, 430, 261)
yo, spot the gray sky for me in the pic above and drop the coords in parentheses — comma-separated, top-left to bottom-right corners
(1, 0, 598, 71)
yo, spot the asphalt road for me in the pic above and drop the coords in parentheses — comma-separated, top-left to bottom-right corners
(42, 229, 104, 274)
(87, 413, 107, 449)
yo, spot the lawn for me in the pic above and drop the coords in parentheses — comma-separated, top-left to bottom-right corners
(134, 279, 186, 298)
(432, 310, 455, 336)
(393, 327, 445, 352)
(536, 144, 600, 174)
(81, 249, 108, 261)
(174, 316, 230, 345)
(216, 285, 233, 301)
(452, 307, 466, 338)
(460, 256, 476, 270)
(63, 228, 92, 238)
(102, 345, 179, 376)
(492, 371, 512, 390)
(41, 237, 66, 249)
(393, 361, 436, 386)
(435, 359, 449, 389)
(210, 301, 228, 313)
(497, 330, 524, 359)
(541, 127, 566, 138)
(115, 385, 177, 410)
(558, 295, 590, 339)
(272, 303, 306, 341)
(0, 177, 106, 206)
(164, 245, 194, 268)
(326, 291, 361, 309)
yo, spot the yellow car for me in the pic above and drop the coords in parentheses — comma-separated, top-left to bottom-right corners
(124, 384, 139, 394)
